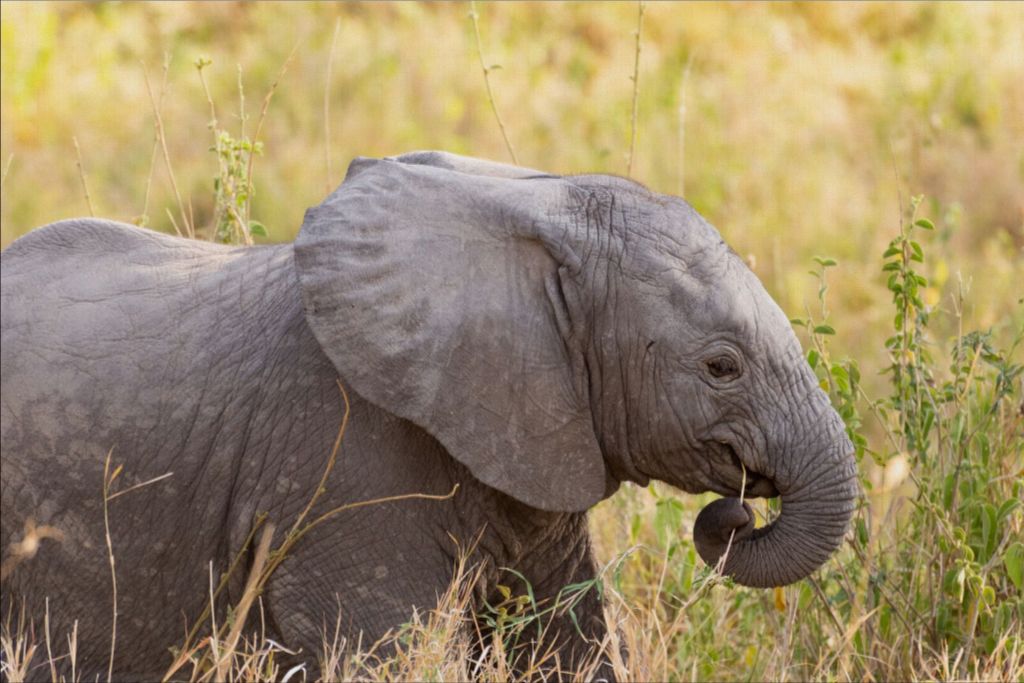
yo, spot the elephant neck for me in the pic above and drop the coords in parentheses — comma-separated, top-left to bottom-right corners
(214, 245, 349, 521)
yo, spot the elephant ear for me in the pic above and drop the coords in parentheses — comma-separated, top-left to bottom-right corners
(294, 156, 606, 512)
(384, 150, 557, 179)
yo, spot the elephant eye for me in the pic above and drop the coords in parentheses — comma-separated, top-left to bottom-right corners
(706, 355, 740, 379)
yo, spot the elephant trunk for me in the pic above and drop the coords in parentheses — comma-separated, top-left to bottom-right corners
(693, 435, 858, 588)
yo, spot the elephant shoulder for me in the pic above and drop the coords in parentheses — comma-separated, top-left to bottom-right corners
(1, 218, 221, 264)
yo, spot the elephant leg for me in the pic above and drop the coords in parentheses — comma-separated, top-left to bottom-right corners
(260, 502, 459, 676)
(485, 522, 613, 681)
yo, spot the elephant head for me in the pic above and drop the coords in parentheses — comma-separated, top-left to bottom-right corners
(294, 151, 857, 588)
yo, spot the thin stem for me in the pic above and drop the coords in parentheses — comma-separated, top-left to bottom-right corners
(325, 17, 341, 192)
(237, 63, 246, 143)
(143, 63, 193, 238)
(213, 523, 275, 682)
(716, 463, 747, 575)
(243, 41, 299, 237)
(106, 471, 174, 502)
(44, 598, 57, 683)
(196, 59, 227, 241)
(287, 381, 350, 539)
(469, 2, 518, 165)
(72, 136, 96, 217)
(102, 449, 118, 683)
(0, 153, 13, 198)
(677, 53, 693, 196)
(626, 1, 645, 178)
(138, 55, 170, 228)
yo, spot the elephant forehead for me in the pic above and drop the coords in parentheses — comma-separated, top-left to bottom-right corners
(644, 242, 743, 317)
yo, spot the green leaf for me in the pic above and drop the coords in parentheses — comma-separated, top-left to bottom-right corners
(848, 362, 860, 385)
(882, 246, 901, 258)
(855, 517, 869, 547)
(910, 241, 924, 262)
(830, 365, 850, 393)
(980, 503, 997, 562)
(813, 324, 836, 335)
(812, 256, 838, 268)
(882, 262, 901, 272)
(629, 513, 642, 543)
(914, 218, 935, 230)
(943, 566, 966, 602)
(807, 349, 820, 369)
(997, 499, 1021, 523)
(249, 221, 268, 237)
(654, 497, 685, 545)
(789, 317, 807, 328)
(943, 473, 956, 509)
(1005, 543, 1024, 591)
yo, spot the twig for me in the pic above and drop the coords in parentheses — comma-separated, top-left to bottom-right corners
(626, 1, 645, 178)
(138, 54, 170, 227)
(106, 471, 174, 502)
(72, 136, 96, 217)
(716, 462, 747, 575)
(164, 513, 270, 681)
(243, 40, 300, 235)
(102, 448, 119, 682)
(67, 620, 78, 682)
(0, 153, 13, 198)
(143, 62, 193, 238)
(297, 485, 460, 545)
(237, 64, 246, 142)
(287, 380, 351, 539)
(196, 59, 219, 131)
(808, 575, 846, 638)
(677, 53, 693, 196)
(196, 57, 228, 242)
(44, 598, 57, 683)
(469, 2, 518, 165)
(213, 523, 275, 682)
(206, 562, 221, 677)
(164, 207, 184, 239)
(324, 17, 341, 192)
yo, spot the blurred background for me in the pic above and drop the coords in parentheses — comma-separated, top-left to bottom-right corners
(2, 3, 1020, 368)
(2, 4, 1021, 679)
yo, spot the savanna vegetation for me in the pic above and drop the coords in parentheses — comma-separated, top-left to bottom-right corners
(1, 2, 1021, 681)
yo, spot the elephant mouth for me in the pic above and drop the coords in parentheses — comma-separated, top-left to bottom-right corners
(713, 442, 779, 499)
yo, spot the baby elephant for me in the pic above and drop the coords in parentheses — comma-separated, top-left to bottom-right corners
(0, 151, 857, 679)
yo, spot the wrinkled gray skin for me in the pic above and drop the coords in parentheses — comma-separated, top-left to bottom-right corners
(0, 152, 857, 679)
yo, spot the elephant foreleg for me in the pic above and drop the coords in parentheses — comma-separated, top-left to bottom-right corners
(487, 525, 613, 681)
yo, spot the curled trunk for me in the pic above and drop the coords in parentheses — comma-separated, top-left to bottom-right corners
(693, 440, 858, 588)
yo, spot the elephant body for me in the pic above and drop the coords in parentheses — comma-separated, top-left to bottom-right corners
(1, 152, 857, 679)
(0, 220, 600, 678)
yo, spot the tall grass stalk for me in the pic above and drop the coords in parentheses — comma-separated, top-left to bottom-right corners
(324, 18, 341, 193)
(142, 60, 193, 238)
(626, 0, 645, 177)
(71, 137, 95, 218)
(469, 1, 518, 165)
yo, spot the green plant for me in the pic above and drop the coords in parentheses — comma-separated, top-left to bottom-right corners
(194, 58, 267, 246)
(800, 198, 1021, 680)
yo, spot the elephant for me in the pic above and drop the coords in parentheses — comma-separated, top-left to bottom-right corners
(0, 151, 858, 680)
